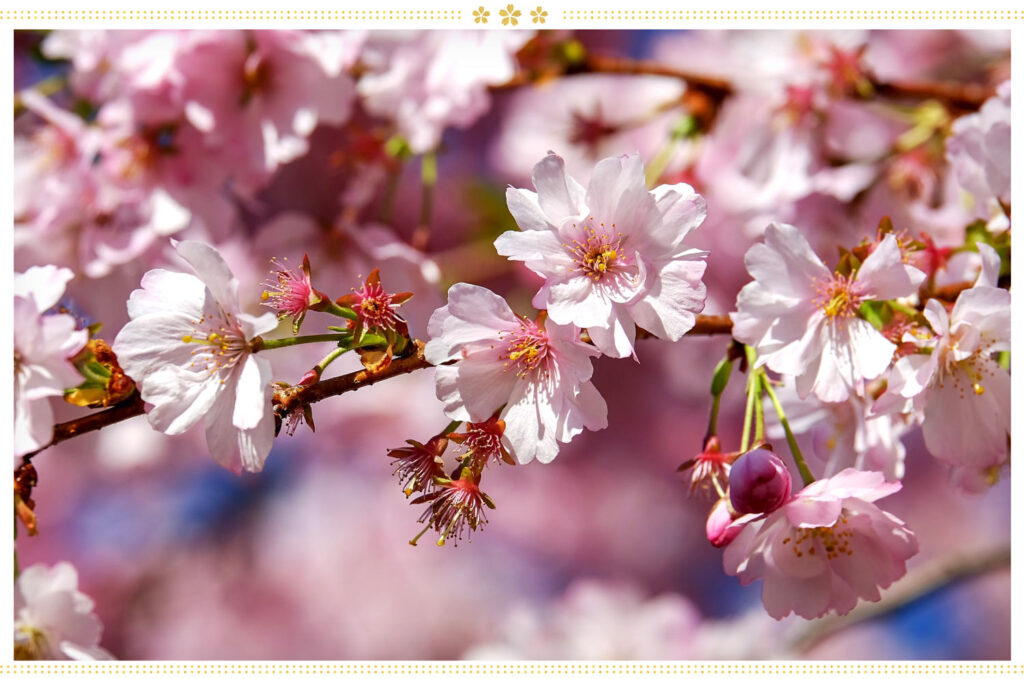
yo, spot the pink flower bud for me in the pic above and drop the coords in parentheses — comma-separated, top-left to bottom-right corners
(706, 499, 743, 548)
(728, 447, 792, 515)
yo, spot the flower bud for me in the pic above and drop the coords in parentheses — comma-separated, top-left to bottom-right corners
(706, 499, 744, 548)
(728, 446, 792, 515)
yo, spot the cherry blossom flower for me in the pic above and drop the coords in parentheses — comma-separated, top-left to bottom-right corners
(767, 382, 908, 482)
(724, 468, 919, 620)
(874, 261, 1010, 471)
(731, 223, 925, 402)
(112, 240, 279, 473)
(425, 283, 608, 464)
(146, 30, 363, 179)
(14, 562, 113, 660)
(14, 266, 89, 456)
(946, 80, 1010, 223)
(496, 152, 709, 358)
(462, 580, 701, 660)
(490, 74, 688, 184)
(358, 31, 533, 154)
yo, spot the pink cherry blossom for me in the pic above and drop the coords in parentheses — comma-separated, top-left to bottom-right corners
(177, 31, 362, 179)
(425, 283, 607, 464)
(946, 80, 1010, 223)
(724, 468, 918, 620)
(496, 152, 708, 358)
(112, 240, 279, 473)
(13, 266, 89, 456)
(874, 255, 1010, 471)
(767, 382, 908, 482)
(490, 73, 688, 184)
(731, 223, 925, 402)
(358, 31, 532, 154)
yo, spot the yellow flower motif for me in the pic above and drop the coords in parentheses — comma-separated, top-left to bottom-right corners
(473, 6, 489, 23)
(499, 3, 521, 25)
(530, 6, 547, 23)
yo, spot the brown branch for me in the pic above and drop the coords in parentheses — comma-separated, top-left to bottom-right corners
(871, 77, 994, 111)
(495, 54, 993, 112)
(24, 393, 146, 461)
(34, 314, 739, 455)
(789, 543, 1011, 654)
(275, 340, 434, 414)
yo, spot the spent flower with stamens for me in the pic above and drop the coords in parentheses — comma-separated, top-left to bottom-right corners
(449, 416, 515, 467)
(261, 255, 325, 334)
(337, 269, 413, 342)
(388, 434, 449, 498)
(678, 436, 739, 498)
(414, 467, 495, 547)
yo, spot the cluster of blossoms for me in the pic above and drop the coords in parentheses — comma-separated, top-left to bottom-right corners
(412, 150, 710, 543)
(12, 28, 1011, 657)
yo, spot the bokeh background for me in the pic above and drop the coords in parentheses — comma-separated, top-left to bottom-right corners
(13, 29, 1010, 659)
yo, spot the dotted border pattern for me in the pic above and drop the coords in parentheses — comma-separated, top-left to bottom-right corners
(561, 8, 1023, 19)
(0, 664, 1019, 672)
(0, 9, 464, 20)
(0, 8, 1020, 20)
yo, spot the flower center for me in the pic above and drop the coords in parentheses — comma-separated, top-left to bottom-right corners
(261, 258, 315, 317)
(355, 283, 399, 331)
(499, 319, 550, 379)
(936, 339, 998, 398)
(782, 513, 853, 560)
(14, 625, 49, 660)
(567, 224, 626, 281)
(814, 273, 861, 322)
(181, 310, 248, 383)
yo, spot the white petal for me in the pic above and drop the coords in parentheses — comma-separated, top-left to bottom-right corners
(628, 258, 707, 342)
(505, 187, 553, 232)
(125, 269, 206, 320)
(204, 384, 242, 474)
(531, 152, 587, 226)
(143, 367, 225, 435)
(648, 183, 707, 251)
(544, 276, 609, 328)
(232, 356, 272, 430)
(586, 310, 636, 359)
(855, 234, 922, 300)
(174, 240, 241, 315)
(14, 265, 74, 312)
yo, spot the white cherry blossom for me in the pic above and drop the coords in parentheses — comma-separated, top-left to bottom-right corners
(113, 241, 279, 473)
(425, 283, 607, 464)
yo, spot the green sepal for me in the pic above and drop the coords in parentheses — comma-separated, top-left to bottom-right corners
(710, 357, 733, 397)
